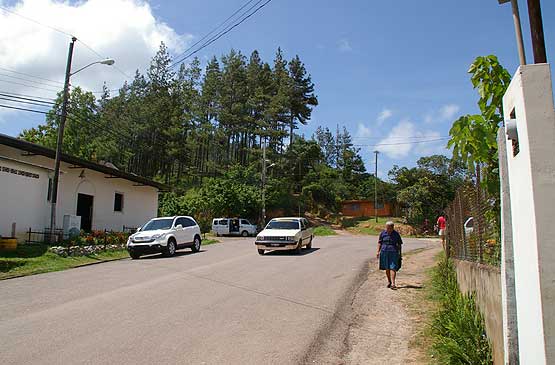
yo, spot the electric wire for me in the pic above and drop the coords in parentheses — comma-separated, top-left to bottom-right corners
(0, 72, 64, 89)
(0, 78, 62, 93)
(0, 103, 49, 114)
(0, 96, 54, 109)
(171, 0, 273, 67)
(0, 93, 55, 105)
(170, 0, 258, 67)
(0, 90, 57, 101)
(0, 66, 64, 86)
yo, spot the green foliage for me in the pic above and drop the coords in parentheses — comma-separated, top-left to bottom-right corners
(313, 226, 336, 236)
(429, 256, 493, 364)
(448, 55, 511, 195)
(389, 155, 466, 223)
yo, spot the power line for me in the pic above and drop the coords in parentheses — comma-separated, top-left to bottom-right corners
(171, 0, 273, 67)
(0, 78, 61, 93)
(0, 72, 63, 89)
(351, 135, 450, 140)
(0, 92, 55, 104)
(0, 66, 64, 86)
(0, 90, 56, 101)
(0, 103, 49, 114)
(170, 0, 259, 67)
(0, 5, 73, 37)
(0, 96, 54, 109)
(352, 137, 450, 147)
(0, 6, 130, 82)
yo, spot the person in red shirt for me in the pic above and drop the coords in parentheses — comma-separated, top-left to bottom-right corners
(437, 214, 447, 249)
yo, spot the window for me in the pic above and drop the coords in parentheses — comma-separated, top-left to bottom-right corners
(114, 192, 124, 212)
(220, 219, 228, 226)
(376, 202, 384, 209)
(47, 178, 53, 202)
(183, 217, 196, 227)
(351, 203, 360, 211)
(241, 219, 250, 225)
(175, 217, 186, 227)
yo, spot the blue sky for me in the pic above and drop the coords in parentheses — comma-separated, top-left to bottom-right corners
(1, 0, 554, 176)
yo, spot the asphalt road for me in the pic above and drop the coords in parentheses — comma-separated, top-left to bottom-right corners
(0, 233, 434, 365)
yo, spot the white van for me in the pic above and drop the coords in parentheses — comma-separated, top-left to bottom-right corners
(212, 218, 258, 237)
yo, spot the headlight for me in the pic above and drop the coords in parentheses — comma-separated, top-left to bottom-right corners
(286, 236, 295, 241)
(151, 233, 166, 240)
(257, 236, 263, 241)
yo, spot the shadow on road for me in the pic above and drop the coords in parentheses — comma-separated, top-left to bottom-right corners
(136, 250, 206, 260)
(396, 284, 423, 289)
(263, 248, 320, 256)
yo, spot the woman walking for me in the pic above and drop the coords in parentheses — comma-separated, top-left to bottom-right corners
(377, 221, 403, 289)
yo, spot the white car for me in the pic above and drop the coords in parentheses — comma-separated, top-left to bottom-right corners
(255, 217, 314, 255)
(127, 216, 202, 259)
(212, 218, 258, 237)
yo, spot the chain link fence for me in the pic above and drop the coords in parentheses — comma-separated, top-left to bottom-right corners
(446, 183, 501, 266)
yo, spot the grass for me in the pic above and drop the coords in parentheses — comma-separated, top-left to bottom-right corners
(313, 226, 337, 236)
(427, 253, 493, 364)
(202, 238, 219, 245)
(0, 244, 129, 280)
(343, 216, 404, 235)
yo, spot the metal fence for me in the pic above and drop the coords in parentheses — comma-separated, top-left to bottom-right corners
(25, 228, 129, 247)
(446, 183, 501, 266)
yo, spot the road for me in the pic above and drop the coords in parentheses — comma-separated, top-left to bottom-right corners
(0, 233, 434, 364)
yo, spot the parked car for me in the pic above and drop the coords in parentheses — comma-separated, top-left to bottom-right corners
(255, 217, 314, 255)
(212, 218, 258, 237)
(127, 216, 202, 259)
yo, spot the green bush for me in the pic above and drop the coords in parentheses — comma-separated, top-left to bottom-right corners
(313, 226, 336, 236)
(429, 257, 493, 364)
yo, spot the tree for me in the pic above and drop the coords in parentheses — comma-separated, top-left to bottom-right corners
(288, 55, 318, 145)
(448, 55, 511, 194)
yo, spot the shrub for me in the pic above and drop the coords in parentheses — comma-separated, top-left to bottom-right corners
(429, 257, 493, 364)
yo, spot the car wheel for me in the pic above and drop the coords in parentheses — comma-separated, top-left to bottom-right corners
(306, 236, 313, 249)
(164, 239, 176, 257)
(130, 252, 141, 260)
(294, 239, 303, 254)
(191, 235, 201, 253)
(241, 230, 249, 237)
(257, 249, 265, 255)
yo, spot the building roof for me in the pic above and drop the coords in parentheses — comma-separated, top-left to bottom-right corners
(342, 200, 373, 204)
(0, 133, 169, 191)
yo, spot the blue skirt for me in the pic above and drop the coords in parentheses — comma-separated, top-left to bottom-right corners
(379, 251, 401, 271)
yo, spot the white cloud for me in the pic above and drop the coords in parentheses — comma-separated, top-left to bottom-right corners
(376, 119, 443, 159)
(356, 122, 372, 138)
(439, 104, 460, 121)
(338, 38, 352, 52)
(376, 108, 393, 125)
(424, 103, 460, 124)
(0, 0, 190, 103)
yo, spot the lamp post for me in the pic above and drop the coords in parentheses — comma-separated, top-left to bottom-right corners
(261, 139, 275, 226)
(49, 37, 114, 240)
(374, 150, 379, 223)
(499, 0, 527, 65)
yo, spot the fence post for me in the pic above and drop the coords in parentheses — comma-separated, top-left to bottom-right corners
(476, 165, 484, 263)
(27, 227, 31, 244)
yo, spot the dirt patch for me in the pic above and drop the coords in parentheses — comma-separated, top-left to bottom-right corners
(304, 241, 441, 364)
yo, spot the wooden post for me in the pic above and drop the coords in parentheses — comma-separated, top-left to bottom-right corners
(527, 0, 547, 63)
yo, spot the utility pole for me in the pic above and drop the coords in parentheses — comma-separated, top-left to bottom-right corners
(527, 0, 547, 64)
(49, 36, 76, 241)
(374, 150, 379, 223)
(262, 139, 266, 226)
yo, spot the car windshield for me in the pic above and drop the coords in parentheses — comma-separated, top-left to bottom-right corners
(142, 218, 173, 231)
(265, 220, 300, 230)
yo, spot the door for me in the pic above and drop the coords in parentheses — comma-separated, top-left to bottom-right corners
(182, 217, 197, 243)
(230, 218, 240, 234)
(174, 217, 187, 244)
(240, 219, 252, 234)
(76, 193, 94, 231)
(301, 219, 311, 241)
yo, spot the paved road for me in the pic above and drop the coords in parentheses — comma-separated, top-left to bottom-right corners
(0, 233, 435, 364)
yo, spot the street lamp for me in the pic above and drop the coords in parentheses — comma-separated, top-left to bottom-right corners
(49, 37, 115, 240)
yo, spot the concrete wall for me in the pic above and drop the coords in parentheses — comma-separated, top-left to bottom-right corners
(503, 64, 555, 364)
(0, 144, 159, 239)
(453, 259, 504, 365)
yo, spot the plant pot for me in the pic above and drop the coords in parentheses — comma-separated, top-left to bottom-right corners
(0, 238, 18, 252)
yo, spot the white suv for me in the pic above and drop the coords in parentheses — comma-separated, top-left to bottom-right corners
(255, 217, 314, 255)
(127, 216, 202, 259)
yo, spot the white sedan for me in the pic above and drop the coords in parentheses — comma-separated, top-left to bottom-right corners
(255, 217, 314, 255)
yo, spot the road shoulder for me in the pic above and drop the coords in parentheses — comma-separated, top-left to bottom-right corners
(303, 240, 440, 364)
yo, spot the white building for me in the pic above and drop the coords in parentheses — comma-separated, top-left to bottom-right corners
(0, 133, 167, 240)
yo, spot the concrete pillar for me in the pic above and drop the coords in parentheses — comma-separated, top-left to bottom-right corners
(502, 64, 555, 364)
(498, 127, 519, 364)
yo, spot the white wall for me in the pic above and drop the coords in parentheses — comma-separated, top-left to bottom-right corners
(503, 64, 555, 364)
(0, 144, 159, 238)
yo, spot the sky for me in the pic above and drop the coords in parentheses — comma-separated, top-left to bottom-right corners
(0, 0, 554, 177)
